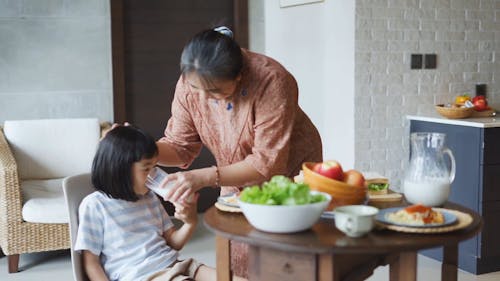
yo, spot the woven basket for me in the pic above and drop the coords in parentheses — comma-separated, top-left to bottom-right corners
(435, 104, 474, 119)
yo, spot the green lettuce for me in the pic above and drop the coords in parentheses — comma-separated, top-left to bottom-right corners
(239, 175, 326, 205)
(367, 183, 389, 191)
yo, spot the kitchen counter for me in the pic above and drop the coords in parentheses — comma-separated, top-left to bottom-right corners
(407, 114, 500, 128)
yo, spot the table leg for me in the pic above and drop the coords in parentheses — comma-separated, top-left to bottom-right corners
(389, 251, 417, 281)
(442, 244, 458, 281)
(318, 254, 340, 281)
(216, 235, 232, 281)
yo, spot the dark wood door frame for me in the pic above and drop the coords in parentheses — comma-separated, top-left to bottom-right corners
(110, 0, 126, 123)
(110, 0, 249, 123)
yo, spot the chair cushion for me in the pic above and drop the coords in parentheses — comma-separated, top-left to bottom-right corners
(21, 178, 69, 223)
(3, 118, 100, 180)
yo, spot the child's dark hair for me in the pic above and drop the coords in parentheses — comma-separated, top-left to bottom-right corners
(180, 27, 243, 85)
(91, 126, 158, 201)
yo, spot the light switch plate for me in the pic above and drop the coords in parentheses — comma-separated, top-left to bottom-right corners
(280, 0, 324, 8)
(424, 54, 437, 69)
(411, 54, 423, 69)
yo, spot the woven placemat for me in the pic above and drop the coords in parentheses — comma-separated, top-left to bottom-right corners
(376, 208, 473, 234)
(214, 202, 241, 213)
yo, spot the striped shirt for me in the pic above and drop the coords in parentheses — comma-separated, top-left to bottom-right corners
(75, 190, 177, 281)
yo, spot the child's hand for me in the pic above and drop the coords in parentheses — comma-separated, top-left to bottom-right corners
(173, 193, 199, 225)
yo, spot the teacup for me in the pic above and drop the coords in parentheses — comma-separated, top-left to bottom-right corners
(334, 205, 379, 237)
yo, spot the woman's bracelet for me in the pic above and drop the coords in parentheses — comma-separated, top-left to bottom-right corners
(212, 166, 220, 187)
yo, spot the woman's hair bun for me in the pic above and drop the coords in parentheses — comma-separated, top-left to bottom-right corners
(213, 26, 234, 39)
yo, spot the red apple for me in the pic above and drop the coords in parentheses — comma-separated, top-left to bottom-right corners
(473, 98, 487, 111)
(312, 160, 344, 180)
(343, 169, 365, 187)
(472, 96, 488, 111)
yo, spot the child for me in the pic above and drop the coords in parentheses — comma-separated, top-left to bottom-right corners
(75, 126, 245, 281)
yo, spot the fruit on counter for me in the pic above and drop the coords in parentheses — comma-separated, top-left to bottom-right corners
(342, 169, 366, 188)
(455, 94, 471, 105)
(472, 95, 488, 111)
(312, 160, 344, 180)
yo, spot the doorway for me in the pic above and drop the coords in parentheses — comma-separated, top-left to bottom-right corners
(110, 0, 248, 213)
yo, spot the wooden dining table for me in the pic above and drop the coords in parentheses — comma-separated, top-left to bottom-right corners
(203, 201, 482, 281)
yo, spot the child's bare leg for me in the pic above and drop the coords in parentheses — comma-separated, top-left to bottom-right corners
(194, 265, 247, 281)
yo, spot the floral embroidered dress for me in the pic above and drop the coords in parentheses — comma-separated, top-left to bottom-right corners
(159, 49, 322, 277)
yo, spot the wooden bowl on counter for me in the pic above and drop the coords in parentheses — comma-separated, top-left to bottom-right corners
(435, 104, 474, 119)
(302, 162, 367, 210)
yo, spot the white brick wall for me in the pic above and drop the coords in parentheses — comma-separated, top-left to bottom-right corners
(355, 0, 499, 187)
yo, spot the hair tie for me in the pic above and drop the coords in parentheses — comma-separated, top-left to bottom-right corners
(214, 26, 234, 39)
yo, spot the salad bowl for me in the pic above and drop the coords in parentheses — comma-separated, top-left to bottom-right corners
(238, 192, 331, 233)
(238, 175, 331, 233)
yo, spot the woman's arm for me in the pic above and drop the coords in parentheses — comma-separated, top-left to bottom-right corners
(156, 141, 186, 167)
(164, 160, 265, 202)
(82, 250, 109, 281)
(218, 160, 266, 187)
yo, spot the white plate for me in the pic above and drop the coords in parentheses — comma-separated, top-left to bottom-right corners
(217, 193, 239, 208)
(377, 207, 457, 228)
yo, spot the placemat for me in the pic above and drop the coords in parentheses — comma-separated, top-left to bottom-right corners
(214, 202, 241, 213)
(376, 208, 473, 234)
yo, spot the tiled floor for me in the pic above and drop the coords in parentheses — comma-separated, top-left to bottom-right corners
(1, 216, 500, 281)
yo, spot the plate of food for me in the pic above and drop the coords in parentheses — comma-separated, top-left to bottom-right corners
(377, 204, 457, 228)
(217, 192, 240, 208)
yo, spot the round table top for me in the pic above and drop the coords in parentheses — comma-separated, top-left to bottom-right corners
(203, 202, 482, 255)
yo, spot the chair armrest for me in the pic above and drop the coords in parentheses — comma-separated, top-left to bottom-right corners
(100, 122, 112, 138)
(0, 128, 23, 222)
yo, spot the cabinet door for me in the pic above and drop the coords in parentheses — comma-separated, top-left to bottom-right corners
(483, 128, 500, 165)
(482, 165, 500, 202)
(480, 201, 500, 257)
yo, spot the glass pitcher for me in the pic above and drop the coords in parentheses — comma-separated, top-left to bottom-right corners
(403, 132, 456, 206)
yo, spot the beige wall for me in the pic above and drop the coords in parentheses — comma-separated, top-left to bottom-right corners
(249, 0, 356, 168)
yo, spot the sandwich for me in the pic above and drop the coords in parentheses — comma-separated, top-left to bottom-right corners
(363, 172, 390, 195)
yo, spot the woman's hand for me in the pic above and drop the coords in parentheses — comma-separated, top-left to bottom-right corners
(173, 193, 199, 225)
(163, 167, 215, 203)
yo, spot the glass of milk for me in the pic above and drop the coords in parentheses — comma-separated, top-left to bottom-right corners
(146, 167, 174, 198)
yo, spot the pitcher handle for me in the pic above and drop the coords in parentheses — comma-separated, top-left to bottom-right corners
(444, 148, 456, 183)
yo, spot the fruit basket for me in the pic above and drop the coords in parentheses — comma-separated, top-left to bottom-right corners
(302, 162, 367, 210)
(471, 108, 496, 118)
(435, 104, 474, 119)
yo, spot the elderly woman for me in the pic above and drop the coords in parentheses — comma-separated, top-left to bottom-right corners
(157, 26, 322, 277)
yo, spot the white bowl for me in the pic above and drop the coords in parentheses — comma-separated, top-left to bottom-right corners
(238, 192, 331, 233)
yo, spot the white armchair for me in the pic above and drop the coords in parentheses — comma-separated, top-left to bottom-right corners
(0, 118, 109, 273)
